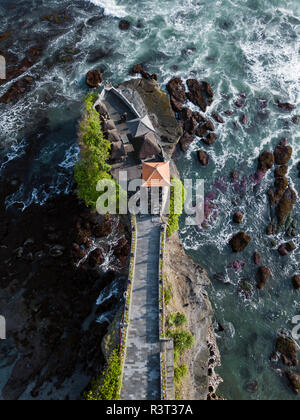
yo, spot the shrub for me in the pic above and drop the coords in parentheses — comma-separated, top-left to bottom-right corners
(167, 178, 186, 237)
(174, 364, 188, 384)
(74, 93, 112, 210)
(84, 348, 122, 400)
(164, 286, 173, 305)
(167, 329, 194, 354)
(168, 312, 187, 328)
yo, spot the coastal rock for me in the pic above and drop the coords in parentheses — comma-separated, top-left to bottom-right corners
(266, 224, 275, 235)
(241, 114, 247, 125)
(233, 212, 243, 224)
(212, 113, 225, 124)
(231, 171, 239, 182)
(276, 188, 297, 228)
(202, 133, 216, 146)
(276, 337, 298, 366)
(256, 266, 271, 290)
(119, 20, 131, 30)
(277, 101, 295, 111)
(275, 165, 288, 178)
(180, 133, 195, 152)
(195, 125, 208, 138)
(180, 107, 193, 120)
(229, 232, 251, 253)
(274, 176, 289, 202)
(238, 280, 253, 300)
(258, 151, 274, 173)
(88, 248, 104, 268)
(184, 117, 198, 134)
(71, 243, 86, 261)
(166, 77, 187, 104)
(198, 150, 209, 167)
(93, 217, 113, 238)
(253, 252, 262, 265)
(113, 237, 130, 265)
(278, 242, 296, 256)
(170, 96, 184, 113)
(292, 275, 300, 290)
(286, 371, 300, 394)
(85, 70, 102, 88)
(186, 79, 213, 112)
(274, 140, 293, 165)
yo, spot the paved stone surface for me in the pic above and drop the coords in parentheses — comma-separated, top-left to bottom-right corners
(121, 215, 161, 400)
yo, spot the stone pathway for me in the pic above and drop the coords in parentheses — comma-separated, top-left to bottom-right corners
(121, 215, 161, 400)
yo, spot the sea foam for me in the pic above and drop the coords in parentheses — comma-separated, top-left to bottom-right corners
(88, 0, 127, 18)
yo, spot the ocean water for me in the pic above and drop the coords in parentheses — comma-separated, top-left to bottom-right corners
(0, 0, 299, 400)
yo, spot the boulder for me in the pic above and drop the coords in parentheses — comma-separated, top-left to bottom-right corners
(180, 133, 194, 152)
(238, 280, 253, 300)
(275, 165, 288, 178)
(286, 371, 300, 394)
(258, 151, 274, 173)
(212, 113, 225, 124)
(93, 217, 113, 238)
(170, 96, 184, 113)
(253, 252, 262, 265)
(276, 188, 297, 228)
(230, 232, 251, 253)
(276, 337, 298, 366)
(274, 140, 293, 165)
(278, 241, 296, 256)
(202, 132, 216, 146)
(266, 224, 275, 235)
(184, 117, 197, 134)
(198, 150, 209, 167)
(233, 212, 243, 224)
(256, 266, 271, 290)
(88, 248, 104, 268)
(180, 107, 193, 120)
(195, 125, 208, 137)
(231, 171, 239, 182)
(119, 20, 131, 30)
(292, 275, 300, 290)
(274, 176, 289, 202)
(186, 79, 214, 112)
(85, 70, 102, 88)
(277, 101, 295, 111)
(166, 77, 187, 104)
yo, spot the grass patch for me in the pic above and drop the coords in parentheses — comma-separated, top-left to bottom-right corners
(84, 348, 122, 400)
(174, 363, 188, 384)
(167, 312, 187, 328)
(167, 178, 186, 237)
(167, 329, 194, 354)
(164, 285, 173, 306)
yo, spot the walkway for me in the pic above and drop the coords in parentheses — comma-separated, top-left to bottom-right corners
(121, 215, 161, 400)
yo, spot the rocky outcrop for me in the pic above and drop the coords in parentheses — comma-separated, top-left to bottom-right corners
(229, 232, 251, 253)
(198, 150, 209, 167)
(274, 140, 293, 165)
(186, 79, 214, 112)
(180, 133, 195, 152)
(292, 275, 300, 290)
(276, 337, 298, 366)
(278, 241, 296, 256)
(85, 70, 103, 88)
(276, 188, 297, 228)
(258, 151, 274, 173)
(256, 266, 271, 290)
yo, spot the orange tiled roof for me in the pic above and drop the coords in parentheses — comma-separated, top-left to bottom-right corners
(142, 162, 171, 188)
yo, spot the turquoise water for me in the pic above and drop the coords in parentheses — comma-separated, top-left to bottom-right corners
(0, 0, 299, 400)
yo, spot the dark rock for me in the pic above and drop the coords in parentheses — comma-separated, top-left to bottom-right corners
(180, 133, 194, 152)
(231, 171, 239, 182)
(246, 381, 259, 393)
(119, 20, 131, 30)
(275, 165, 288, 178)
(278, 244, 290, 256)
(276, 188, 297, 228)
(184, 117, 197, 134)
(113, 236, 130, 264)
(180, 107, 193, 120)
(170, 96, 184, 113)
(212, 113, 225, 124)
(253, 252, 261, 265)
(93, 217, 113, 238)
(204, 120, 215, 131)
(88, 248, 104, 268)
(85, 70, 102, 88)
(277, 101, 295, 111)
(186, 79, 214, 112)
(274, 176, 289, 202)
(274, 140, 293, 165)
(195, 125, 208, 138)
(292, 116, 299, 125)
(238, 280, 253, 300)
(286, 371, 300, 394)
(235, 100, 244, 108)
(166, 77, 187, 104)
(198, 150, 209, 166)
(230, 232, 251, 253)
(258, 151, 274, 173)
(256, 266, 271, 290)
(202, 133, 217, 146)
(225, 110, 233, 116)
(131, 63, 143, 74)
(277, 337, 298, 366)
(241, 114, 247, 125)
(266, 224, 275, 235)
(233, 212, 243, 224)
(292, 275, 300, 290)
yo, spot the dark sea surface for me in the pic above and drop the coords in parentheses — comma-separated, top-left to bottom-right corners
(0, 0, 299, 400)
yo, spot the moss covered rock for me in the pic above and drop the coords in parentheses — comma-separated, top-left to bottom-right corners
(258, 151, 274, 173)
(286, 371, 300, 394)
(276, 337, 298, 366)
(274, 140, 293, 165)
(230, 232, 251, 253)
(276, 188, 297, 228)
(256, 266, 271, 290)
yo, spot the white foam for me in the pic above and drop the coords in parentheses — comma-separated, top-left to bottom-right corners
(88, 0, 127, 18)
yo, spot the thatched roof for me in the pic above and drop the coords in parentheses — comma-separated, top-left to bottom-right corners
(127, 115, 156, 138)
(132, 132, 161, 160)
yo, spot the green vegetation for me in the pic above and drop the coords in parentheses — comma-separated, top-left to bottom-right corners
(164, 284, 173, 305)
(167, 312, 187, 328)
(74, 92, 112, 210)
(167, 178, 186, 237)
(174, 363, 188, 384)
(167, 329, 194, 354)
(84, 348, 122, 400)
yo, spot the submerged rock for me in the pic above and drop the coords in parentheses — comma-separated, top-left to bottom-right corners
(233, 212, 243, 224)
(258, 151, 274, 173)
(119, 20, 131, 30)
(256, 266, 271, 290)
(229, 232, 251, 253)
(277, 101, 295, 111)
(253, 252, 262, 265)
(286, 371, 300, 394)
(212, 113, 225, 124)
(292, 275, 300, 290)
(198, 150, 209, 166)
(238, 280, 253, 300)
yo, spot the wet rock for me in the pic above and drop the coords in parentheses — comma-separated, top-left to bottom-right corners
(113, 237, 130, 264)
(195, 125, 208, 138)
(277, 101, 295, 111)
(186, 79, 213, 112)
(246, 380, 259, 394)
(274, 140, 293, 165)
(170, 96, 184, 113)
(276, 188, 297, 228)
(231, 171, 239, 182)
(166, 77, 187, 104)
(131, 64, 143, 74)
(202, 133, 216, 146)
(225, 110, 233, 116)
(184, 117, 198, 134)
(192, 111, 206, 123)
(119, 20, 131, 30)
(275, 165, 288, 178)
(70, 243, 86, 261)
(49, 245, 65, 257)
(274, 176, 289, 202)
(253, 252, 261, 265)
(278, 241, 296, 256)
(266, 224, 275, 235)
(212, 113, 225, 124)
(231, 260, 246, 270)
(292, 275, 300, 290)
(229, 232, 251, 253)
(233, 212, 243, 224)
(286, 371, 300, 394)
(198, 150, 209, 167)
(238, 280, 253, 299)
(256, 266, 271, 290)
(213, 273, 230, 285)
(85, 70, 102, 88)
(180, 107, 193, 121)
(258, 151, 274, 173)
(180, 133, 195, 152)
(88, 248, 104, 268)
(292, 116, 299, 125)
(235, 100, 244, 108)
(277, 337, 298, 366)
(241, 114, 247, 125)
